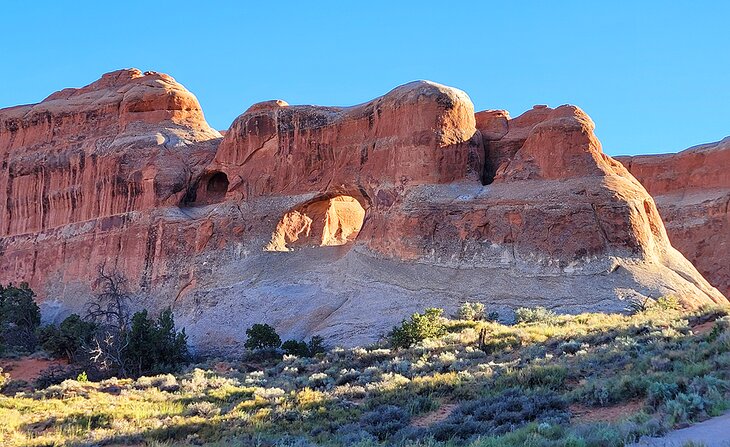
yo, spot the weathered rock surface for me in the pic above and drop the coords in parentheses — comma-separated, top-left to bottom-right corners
(618, 138, 730, 297)
(0, 70, 725, 353)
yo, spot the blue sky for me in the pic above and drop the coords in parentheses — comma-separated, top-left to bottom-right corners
(1, 1, 728, 156)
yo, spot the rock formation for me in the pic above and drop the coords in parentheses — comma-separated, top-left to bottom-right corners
(0, 70, 725, 353)
(618, 138, 730, 297)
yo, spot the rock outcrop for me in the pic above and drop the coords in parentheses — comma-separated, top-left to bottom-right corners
(0, 70, 725, 353)
(618, 138, 730, 297)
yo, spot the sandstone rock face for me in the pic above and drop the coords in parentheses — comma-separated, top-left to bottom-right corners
(618, 138, 730, 297)
(0, 69, 221, 303)
(0, 70, 725, 353)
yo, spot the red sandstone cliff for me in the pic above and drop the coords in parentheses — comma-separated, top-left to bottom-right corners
(618, 138, 730, 297)
(0, 69, 221, 303)
(0, 70, 725, 352)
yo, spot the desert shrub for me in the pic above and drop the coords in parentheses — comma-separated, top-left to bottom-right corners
(0, 282, 41, 352)
(126, 308, 189, 377)
(245, 323, 282, 351)
(486, 311, 500, 322)
(390, 308, 446, 349)
(665, 392, 705, 424)
(558, 340, 583, 355)
(647, 381, 679, 408)
(627, 295, 681, 315)
(34, 364, 79, 389)
(514, 306, 557, 324)
(359, 404, 410, 441)
(334, 424, 377, 444)
(516, 364, 567, 390)
(185, 401, 221, 417)
(0, 367, 9, 391)
(576, 374, 650, 406)
(655, 295, 681, 311)
(627, 296, 654, 314)
(38, 314, 97, 362)
(479, 331, 522, 355)
(135, 373, 180, 392)
(429, 388, 569, 441)
(457, 302, 485, 321)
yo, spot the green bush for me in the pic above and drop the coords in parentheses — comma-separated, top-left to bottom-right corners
(389, 308, 446, 349)
(456, 302, 485, 321)
(0, 282, 41, 352)
(282, 335, 326, 357)
(666, 392, 705, 425)
(245, 323, 282, 351)
(282, 339, 309, 356)
(514, 306, 558, 324)
(126, 308, 189, 377)
(647, 382, 679, 408)
(38, 314, 97, 361)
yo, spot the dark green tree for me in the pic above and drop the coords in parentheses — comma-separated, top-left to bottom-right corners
(126, 310, 156, 376)
(307, 335, 325, 356)
(245, 324, 281, 351)
(126, 308, 188, 377)
(0, 282, 41, 352)
(38, 314, 97, 362)
(282, 335, 326, 357)
(150, 308, 188, 371)
(282, 339, 309, 356)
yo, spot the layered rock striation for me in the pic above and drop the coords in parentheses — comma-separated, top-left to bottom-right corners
(618, 138, 730, 297)
(0, 70, 725, 352)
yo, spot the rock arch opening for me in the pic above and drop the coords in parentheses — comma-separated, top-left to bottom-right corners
(184, 171, 229, 206)
(207, 172, 229, 195)
(266, 195, 366, 251)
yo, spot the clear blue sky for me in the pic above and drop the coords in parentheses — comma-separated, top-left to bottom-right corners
(2, 1, 728, 156)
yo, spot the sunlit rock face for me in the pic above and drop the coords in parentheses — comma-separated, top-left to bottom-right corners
(0, 69, 222, 314)
(266, 196, 365, 251)
(0, 70, 725, 353)
(617, 138, 730, 297)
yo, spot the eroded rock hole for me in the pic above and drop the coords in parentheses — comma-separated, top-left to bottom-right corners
(184, 171, 229, 206)
(266, 195, 366, 251)
(207, 172, 229, 194)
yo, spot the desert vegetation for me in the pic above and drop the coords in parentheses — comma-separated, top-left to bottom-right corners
(1, 293, 729, 446)
(0, 268, 189, 387)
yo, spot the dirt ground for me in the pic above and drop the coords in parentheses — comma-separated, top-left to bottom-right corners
(0, 357, 68, 382)
(411, 403, 458, 427)
(571, 400, 645, 423)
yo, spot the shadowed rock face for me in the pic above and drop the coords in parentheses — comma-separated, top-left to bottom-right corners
(0, 70, 725, 353)
(617, 138, 730, 297)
